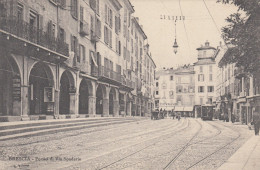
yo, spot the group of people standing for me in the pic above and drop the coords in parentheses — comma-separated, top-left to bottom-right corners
(252, 107, 260, 136)
(151, 108, 181, 121)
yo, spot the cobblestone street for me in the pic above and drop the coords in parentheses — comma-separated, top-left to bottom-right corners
(0, 118, 254, 170)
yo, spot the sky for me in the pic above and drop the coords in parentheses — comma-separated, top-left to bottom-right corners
(130, 0, 239, 69)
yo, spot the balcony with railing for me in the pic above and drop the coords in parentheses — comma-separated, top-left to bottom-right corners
(120, 76, 135, 90)
(97, 66, 121, 85)
(0, 15, 69, 59)
(90, 64, 98, 77)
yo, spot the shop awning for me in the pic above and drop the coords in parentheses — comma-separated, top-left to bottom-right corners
(174, 107, 183, 111)
(159, 107, 175, 111)
(183, 107, 193, 112)
(90, 51, 98, 67)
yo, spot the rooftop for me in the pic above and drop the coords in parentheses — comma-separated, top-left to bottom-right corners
(196, 41, 216, 51)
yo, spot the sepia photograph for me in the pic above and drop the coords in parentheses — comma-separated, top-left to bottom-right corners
(0, 0, 259, 169)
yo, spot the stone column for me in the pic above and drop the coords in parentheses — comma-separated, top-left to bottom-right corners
(113, 100, 119, 117)
(21, 56, 29, 120)
(241, 77, 245, 96)
(128, 102, 132, 116)
(144, 101, 149, 117)
(250, 76, 254, 96)
(69, 92, 77, 115)
(54, 89, 60, 118)
(102, 98, 109, 117)
(21, 85, 29, 120)
(88, 96, 96, 117)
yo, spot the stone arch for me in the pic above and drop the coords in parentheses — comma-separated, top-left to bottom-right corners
(28, 62, 55, 115)
(96, 84, 107, 115)
(0, 54, 21, 116)
(109, 87, 117, 116)
(126, 93, 133, 116)
(60, 70, 75, 88)
(59, 70, 75, 115)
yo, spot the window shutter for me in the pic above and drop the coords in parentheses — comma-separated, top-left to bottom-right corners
(75, 37, 79, 56)
(10, 0, 18, 16)
(115, 16, 118, 34)
(104, 26, 107, 44)
(60, 0, 66, 8)
(110, 9, 113, 28)
(110, 61, 113, 71)
(63, 29, 66, 42)
(105, 4, 108, 24)
(47, 20, 53, 38)
(70, 34, 74, 51)
(70, 0, 73, 16)
(80, 6, 84, 22)
(119, 41, 121, 56)
(97, 52, 101, 65)
(109, 30, 112, 47)
(38, 15, 43, 30)
(119, 15, 121, 32)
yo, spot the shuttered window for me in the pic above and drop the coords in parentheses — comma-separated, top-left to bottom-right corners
(71, 0, 78, 19)
(96, 18, 101, 38)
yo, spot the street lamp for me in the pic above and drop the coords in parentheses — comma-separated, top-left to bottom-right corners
(172, 19, 178, 54)
(173, 38, 178, 54)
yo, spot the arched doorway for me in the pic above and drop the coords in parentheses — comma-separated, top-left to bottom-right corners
(96, 85, 104, 115)
(109, 88, 116, 116)
(0, 55, 21, 116)
(126, 94, 132, 116)
(79, 79, 89, 114)
(29, 62, 54, 115)
(60, 71, 74, 115)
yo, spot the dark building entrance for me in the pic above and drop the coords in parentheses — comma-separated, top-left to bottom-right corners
(79, 79, 89, 114)
(59, 71, 73, 115)
(96, 85, 103, 115)
(0, 55, 21, 116)
(109, 89, 114, 116)
(29, 62, 54, 115)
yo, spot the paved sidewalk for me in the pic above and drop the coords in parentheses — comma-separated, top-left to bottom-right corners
(218, 135, 260, 170)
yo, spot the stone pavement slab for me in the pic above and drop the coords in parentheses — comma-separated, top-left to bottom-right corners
(218, 135, 260, 170)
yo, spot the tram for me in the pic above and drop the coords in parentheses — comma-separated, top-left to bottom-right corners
(201, 104, 214, 121)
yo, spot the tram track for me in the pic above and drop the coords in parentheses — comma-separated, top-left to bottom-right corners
(118, 119, 223, 170)
(163, 119, 203, 170)
(186, 121, 241, 169)
(96, 119, 191, 170)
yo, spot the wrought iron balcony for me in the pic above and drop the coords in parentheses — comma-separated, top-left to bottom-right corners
(90, 65, 98, 77)
(98, 66, 121, 84)
(0, 15, 69, 58)
(79, 21, 89, 37)
(120, 77, 135, 90)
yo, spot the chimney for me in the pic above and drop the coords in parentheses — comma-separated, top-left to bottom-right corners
(219, 41, 222, 47)
(205, 40, 209, 47)
(136, 17, 139, 23)
(140, 25, 143, 29)
(144, 44, 149, 53)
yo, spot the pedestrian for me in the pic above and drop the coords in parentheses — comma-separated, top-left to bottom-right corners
(253, 107, 260, 136)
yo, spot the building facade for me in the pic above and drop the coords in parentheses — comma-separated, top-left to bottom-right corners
(155, 65, 195, 116)
(216, 45, 260, 124)
(0, 0, 155, 122)
(194, 41, 217, 107)
(154, 68, 176, 112)
(174, 65, 195, 116)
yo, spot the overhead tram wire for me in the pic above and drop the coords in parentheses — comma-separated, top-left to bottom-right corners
(160, 0, 192, 57)
(178, 0, 192, 57)
(202, 0, 229, 48)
